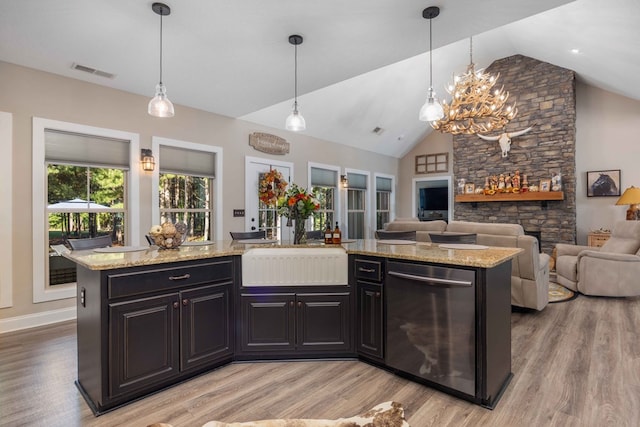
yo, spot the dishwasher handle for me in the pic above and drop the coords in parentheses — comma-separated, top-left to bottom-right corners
(388, 270, 473, 287)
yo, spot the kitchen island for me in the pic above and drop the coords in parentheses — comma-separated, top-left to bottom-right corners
(66, 240, 521, 414)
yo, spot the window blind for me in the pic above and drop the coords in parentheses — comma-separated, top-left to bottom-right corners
(45, 129, 129, 168)
(376, 176, 392, 192)
(159, 145, 216, 178)
(311, 167, 337, 187)
(347, 173, 367, 189)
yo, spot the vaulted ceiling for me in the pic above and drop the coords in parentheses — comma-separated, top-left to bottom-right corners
(1, 0, 637, 157)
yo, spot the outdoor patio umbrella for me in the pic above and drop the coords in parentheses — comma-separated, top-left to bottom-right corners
(47, 198, 110, 237)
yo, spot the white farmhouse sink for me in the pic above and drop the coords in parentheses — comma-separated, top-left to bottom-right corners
(241, 247, 348, 286)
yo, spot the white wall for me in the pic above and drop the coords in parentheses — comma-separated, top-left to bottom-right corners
(0, 61, 397, 327)
(575, 82, 640, 243)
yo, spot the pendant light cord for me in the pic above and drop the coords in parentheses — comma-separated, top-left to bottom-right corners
(293, 43, 298, 109)
(429, 15, 433, 89)
(159, 9, 164, 85)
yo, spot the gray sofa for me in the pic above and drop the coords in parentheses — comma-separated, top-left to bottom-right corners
(384, 219, 550, 310)
(555, 221, 640, 296)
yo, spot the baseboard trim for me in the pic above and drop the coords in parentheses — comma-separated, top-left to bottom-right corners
(0, 306, 77, 334)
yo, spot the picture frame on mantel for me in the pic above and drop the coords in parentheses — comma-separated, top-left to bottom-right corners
(587, 169, 621, 197)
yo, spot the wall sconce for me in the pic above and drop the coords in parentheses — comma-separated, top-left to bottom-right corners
(341, 175, 348, 188)
(141, 148, 155, 172)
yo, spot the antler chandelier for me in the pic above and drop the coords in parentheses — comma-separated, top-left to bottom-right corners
(431, 37, 517, 135)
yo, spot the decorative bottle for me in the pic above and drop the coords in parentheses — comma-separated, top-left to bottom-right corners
(324, 222, 333, 244)
(332, 222, 342, 244)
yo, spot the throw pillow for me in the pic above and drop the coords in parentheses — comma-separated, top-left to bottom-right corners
(601, 237, 640, 254)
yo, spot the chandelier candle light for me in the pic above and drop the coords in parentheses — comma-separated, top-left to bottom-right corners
(148, 2, 175, 118)
(431, 36, 517, 135)
(285, 35, 306, 131)
(418, 6, 444, 122)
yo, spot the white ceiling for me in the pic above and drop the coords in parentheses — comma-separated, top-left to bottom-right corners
(1, 0, 638, 158)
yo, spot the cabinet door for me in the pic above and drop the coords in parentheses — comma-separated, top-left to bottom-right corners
(240, 293, 295, 353)
(109, 293, 180, 398)
(356, 282, 383, 360)
(181, 282, 233, 371)
(296, 293, 351, 353)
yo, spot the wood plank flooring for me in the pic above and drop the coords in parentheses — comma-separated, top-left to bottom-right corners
(1, 294, 639, 427)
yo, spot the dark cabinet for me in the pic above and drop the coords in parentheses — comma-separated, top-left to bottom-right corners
(109, 293, 180, 397)
(76, 257, 237, 415)
(352, 256, 384, 361)
(356, 282, 383, 360)
(180, 284, 233, 371)
(239, 291, 352, 357)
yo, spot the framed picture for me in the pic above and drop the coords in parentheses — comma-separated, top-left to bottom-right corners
(587, 169, 621, 197)
(464, 183, 475, 194)
(415, 152, 449, 174)
(415, 155, 427, 174)
(540, 179, 551, 192)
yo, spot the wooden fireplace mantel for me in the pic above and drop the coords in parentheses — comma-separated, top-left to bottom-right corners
(455, 191, 564, 203)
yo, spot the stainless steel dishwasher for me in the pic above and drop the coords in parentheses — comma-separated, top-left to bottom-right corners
(386, 260, 476, 396)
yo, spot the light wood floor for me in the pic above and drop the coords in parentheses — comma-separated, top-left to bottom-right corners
(2, 294, 640, 427)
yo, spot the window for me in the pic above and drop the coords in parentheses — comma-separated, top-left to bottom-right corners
(309, 166, 337, 231)
(153, 138, 222, 241)
(375, 175, 393, 230)
(346, 172, 368, 239)
(48, 164, 126, 285)
(32, 118, 139, 303)
(159, 174, 212, 241)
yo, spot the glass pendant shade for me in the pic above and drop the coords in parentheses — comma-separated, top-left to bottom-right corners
(285, 34, 305, 131)
(148, 3, 174, 118)
(285, 106, 306, 131)
(148, 83, 175, 118)
(419, 88, 444, 121)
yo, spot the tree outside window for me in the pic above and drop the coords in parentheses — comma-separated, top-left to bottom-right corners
(311, 186, 334, 231)
(159, 173, 212, 241)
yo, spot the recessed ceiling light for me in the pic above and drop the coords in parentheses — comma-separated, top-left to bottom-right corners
(570, 48, 580, 54)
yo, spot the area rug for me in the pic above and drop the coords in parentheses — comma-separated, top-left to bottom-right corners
(150, 401, 409, 427)
(549, 281, 577, 303)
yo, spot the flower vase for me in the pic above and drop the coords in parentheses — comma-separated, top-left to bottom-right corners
(293, 217, 306, 245)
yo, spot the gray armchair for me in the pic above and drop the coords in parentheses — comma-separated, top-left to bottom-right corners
(555, 221, 640, 296)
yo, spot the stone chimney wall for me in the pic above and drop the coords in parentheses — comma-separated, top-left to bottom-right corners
(452, 55, 576, 255)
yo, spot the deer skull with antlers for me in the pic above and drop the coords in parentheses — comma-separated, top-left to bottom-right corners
(477, 126, 534, 158)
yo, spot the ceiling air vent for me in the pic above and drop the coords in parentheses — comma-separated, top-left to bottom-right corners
(71, 63, 116, 79)
(372, 127, 385, 135)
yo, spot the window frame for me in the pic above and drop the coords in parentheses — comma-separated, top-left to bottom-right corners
(152, 137, 223, 240)
(32, 117, 140, 303)
(0, 112, 12, 308)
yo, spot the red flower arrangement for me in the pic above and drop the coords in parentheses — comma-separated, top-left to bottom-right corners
(258, 169, 288, 205)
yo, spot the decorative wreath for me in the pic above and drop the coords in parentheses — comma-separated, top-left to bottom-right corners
(258, 169, 288, 205)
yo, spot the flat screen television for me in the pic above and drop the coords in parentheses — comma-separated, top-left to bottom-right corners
(419, 187, 449, 211)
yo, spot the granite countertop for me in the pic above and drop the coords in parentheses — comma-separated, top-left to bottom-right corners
(64, 239, 522, 270)
(342, 240, 522, 268)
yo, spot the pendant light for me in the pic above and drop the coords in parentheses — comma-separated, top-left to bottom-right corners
(285, 34, 306, 131)
(148, 2, 175, 118)
(418, 6, 444, 122)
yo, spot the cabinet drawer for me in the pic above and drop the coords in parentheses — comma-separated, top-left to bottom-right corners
(354, 259, 383, 282)
(108, 259, 233, 299)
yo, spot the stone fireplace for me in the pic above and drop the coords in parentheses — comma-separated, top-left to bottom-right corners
(452, 55, 576, 255)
